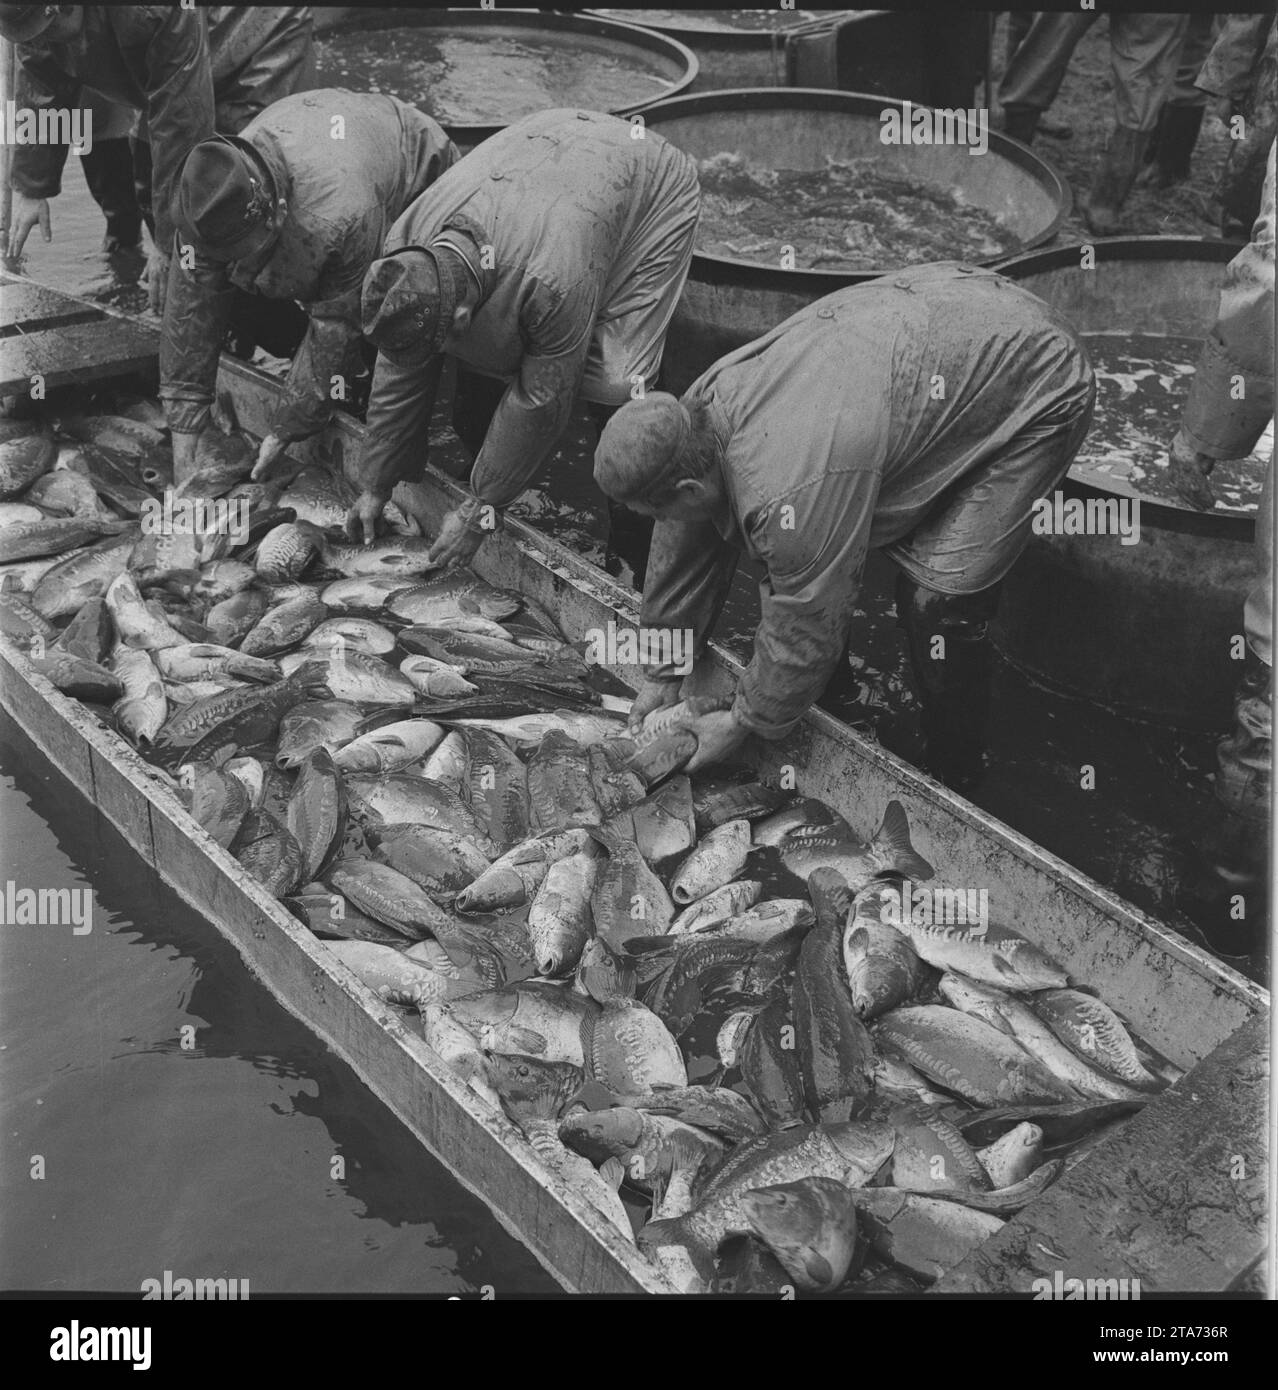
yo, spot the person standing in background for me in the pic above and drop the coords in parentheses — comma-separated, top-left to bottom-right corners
(1, 4, 314, 315)
(997, 10, 1192, 233)
(1169, 140, 1274, 955)
(1194, 14, 1277, 238)
(77, 93, 142, 256)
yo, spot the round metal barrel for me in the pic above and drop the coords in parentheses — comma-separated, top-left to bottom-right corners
(586, 8, 814, 90)
(993, 238, 1260, 730)
(313, 9, 698, 150)
(641, 89, 1070, 393)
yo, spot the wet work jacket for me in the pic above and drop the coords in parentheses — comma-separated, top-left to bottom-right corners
(160, 90, 459, 442)
(9, 6, 314, 255)
(358, 108, 701, 510)
(642, 264, 1096, 741)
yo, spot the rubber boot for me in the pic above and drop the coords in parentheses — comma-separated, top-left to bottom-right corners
(896, 575, 1002, 795)
(1000, 103, 1040, 146)
(1149, 106, 1205, 189)
(79, 137, 142, 252)
(1082, 126, 1152, 236)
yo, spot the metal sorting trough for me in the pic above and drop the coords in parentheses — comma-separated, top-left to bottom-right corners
(312, 7, 698, 150)
(0, 279, 1267, 1294)
(639, 88, 1071, 393)
(993, 239, 1258, 730)
(586, 8, 816, 90)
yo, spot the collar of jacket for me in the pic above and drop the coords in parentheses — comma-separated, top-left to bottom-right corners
(428, 219, 491, 304)
(702, 395, 740, 544)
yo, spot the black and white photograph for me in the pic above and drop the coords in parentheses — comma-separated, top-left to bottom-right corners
(0, 0, 1271, 1343)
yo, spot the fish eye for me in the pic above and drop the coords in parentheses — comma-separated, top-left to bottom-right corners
(517, 1064, 530, 1078)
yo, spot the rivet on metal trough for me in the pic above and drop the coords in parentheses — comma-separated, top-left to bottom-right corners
(817, 307, 834, 318)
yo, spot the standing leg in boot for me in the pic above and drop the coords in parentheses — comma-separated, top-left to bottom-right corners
(896, 576, 1002, 795)
(1143, 12, 1213, 188)
(1084, 13, 1189, 234)
(997, 10, 1094, 145)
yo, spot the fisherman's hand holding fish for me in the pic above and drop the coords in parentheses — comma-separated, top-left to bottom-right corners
(344, 487, 393, 548)
(170, 432, 201, 492)
(429, 499, 490, 570)
(1167, 427, 1218, 510)
(627, 676, 683, 734)
(251, 434, 288, 482)
(683, 707, 747, 773)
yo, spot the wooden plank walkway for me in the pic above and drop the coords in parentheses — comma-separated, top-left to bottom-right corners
(0, 269, 158, 397)
(935, 1012, 1269, 1294)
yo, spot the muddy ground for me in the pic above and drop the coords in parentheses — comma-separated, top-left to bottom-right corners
(993, 14, 1237, 241)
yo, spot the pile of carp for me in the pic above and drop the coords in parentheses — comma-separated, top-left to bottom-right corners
(0, 401, 1181, 1295)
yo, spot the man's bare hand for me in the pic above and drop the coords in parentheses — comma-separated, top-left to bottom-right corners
(344, 489, 390, 546)
(684, 708, 748, 773)
(429, 506, 486, 570)
(1168, 428, 1218, 511)
(171, 432, 200, 492)
(251, 433, 286, 481)
(627, 677, 684, 735)
(146, 246, 171, 316)
(8, 193, 50, 260)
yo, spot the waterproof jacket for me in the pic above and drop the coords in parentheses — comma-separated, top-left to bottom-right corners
(358, 108, 700, 509)
(161, 90, 458, 441)
(1181, 141, 1275, 463)
(10, 6, 314, 254)
(641, 264, 1095, 741)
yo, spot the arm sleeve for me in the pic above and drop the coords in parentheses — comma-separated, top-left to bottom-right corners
(130, 6, 217, 255)
(469, 280, 595, 508)
(732, 472, 879, 740)
(270, 234, 368, 442)
(8, 51, 80, 200)
(1181, 142, 1276, 460)
(352, 351, 444, 498)
(640, 518, 741, 682)
(159, 249, 235, 435)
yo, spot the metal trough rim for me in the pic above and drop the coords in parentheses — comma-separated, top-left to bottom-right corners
(638, 85, 1073, 288)
(314, 6, 700, 143)
(585, 7, 829, 44)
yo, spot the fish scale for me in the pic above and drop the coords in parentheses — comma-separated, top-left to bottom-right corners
(527, 730, 602, 832)
(1030, 989, 1162, 1088)
(462, 727, 530, 848)
(875, 1006, 1075, 1107)
(286, 748, 347, 882)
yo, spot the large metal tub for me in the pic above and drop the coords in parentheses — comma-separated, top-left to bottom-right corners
(313, 8, 697, 150)
(586, 8, 821, 90)
(642, 89, 1070, 393)
(993, 239, 1260, 730)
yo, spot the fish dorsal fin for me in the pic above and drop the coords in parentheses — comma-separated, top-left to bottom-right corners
(872, 800, 935, 881)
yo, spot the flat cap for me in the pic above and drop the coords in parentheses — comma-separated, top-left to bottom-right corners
(361, 247, 457, 367)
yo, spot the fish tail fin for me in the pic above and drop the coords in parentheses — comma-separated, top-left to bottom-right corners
(667, 1129, 709, 1180)
(649, 1131, 705, 1215)
(637, 1215, 689, 1253)
(598, 1157, 626, 1192)
(872, 800, 935, 881)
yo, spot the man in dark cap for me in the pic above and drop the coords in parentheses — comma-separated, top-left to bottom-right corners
(160, 89, 458, 488)
(349, 107, 701, 584)
(2, 5, 314, 312)
(595, 264, 1095, 788)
